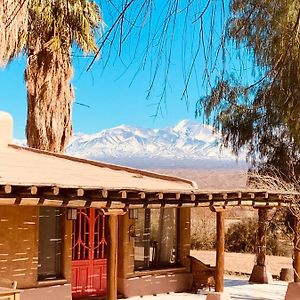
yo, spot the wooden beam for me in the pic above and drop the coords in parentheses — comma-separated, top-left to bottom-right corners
(119, 191, 127, 199)
(215, 210, 225, 292)
(11, 185, 38, 196)
(27, 185, 37, 195)
(107, 215, 118, 300)
(210, 206, 226, 213)
(40, 186, 60, 197)
(102, 208, 127, 215)
(52, 186, 60, 196)
(102, 189, 108, 198)
(76, 188, 84, 197)
(2, 185, 12, 194)
(157, 192, 164, 200)
(248, 192, 255, 199)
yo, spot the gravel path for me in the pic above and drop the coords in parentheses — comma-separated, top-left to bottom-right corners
(190, 250, 293, 277)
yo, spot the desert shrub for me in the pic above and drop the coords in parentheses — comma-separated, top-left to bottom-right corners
(266, 208, 294, 257)
(225, 216, 293, 256)
(191, 209, 216, 250)
(225, 218, 257, 253)
(191, 207, 293, 256)
(267, 233, 292, 257)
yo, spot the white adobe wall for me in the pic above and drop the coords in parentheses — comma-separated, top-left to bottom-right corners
(0, 111, 13, 147)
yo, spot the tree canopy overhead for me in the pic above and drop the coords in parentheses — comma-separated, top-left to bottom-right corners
(197, 0, 300, 180)
(0, 0, 27, 66)
(89, 1, 299, 167)
(1, 0, 299, 171)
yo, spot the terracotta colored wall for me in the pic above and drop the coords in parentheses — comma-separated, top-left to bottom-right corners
(118, 272, 192, 298)
(0, 206, 72, 291)
(21, 283, 71, 300)
(117, 208, 192, 297)
(0, 206, 39, 288)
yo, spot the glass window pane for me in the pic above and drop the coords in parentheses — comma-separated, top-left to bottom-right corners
(134, 208, 178, 270)
(38, 207, 62, 280)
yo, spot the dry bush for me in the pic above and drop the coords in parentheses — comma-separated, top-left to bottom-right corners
(225, 216, 293, 257)
(248, 170, 299, 217)
(191, 209, 216, 250)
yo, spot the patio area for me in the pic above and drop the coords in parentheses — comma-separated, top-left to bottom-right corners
(122, 276, 288, 300)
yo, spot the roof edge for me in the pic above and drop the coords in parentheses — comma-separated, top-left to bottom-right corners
(8, 144, 198, 189)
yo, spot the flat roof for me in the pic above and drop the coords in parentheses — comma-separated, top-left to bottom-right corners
(1, 112, 298, 211)
(0, 144, 197, 191)
(0, 145, 298, 211)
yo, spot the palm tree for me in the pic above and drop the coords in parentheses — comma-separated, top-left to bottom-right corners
(0, 0, 28, 67)
(25, 0, 103, 153)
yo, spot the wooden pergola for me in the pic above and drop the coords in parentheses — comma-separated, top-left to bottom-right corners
(0, 183, 295, 209)
(1, 113, 299, 299)
(1, 182, 299, 298)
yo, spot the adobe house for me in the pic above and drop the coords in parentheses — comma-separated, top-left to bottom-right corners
(0, 111, 197, 300)
(0, 111, 299, 300)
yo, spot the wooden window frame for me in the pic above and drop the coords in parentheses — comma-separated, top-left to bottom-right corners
(38, 207, 63, 281)
(134, 208, 179, 271)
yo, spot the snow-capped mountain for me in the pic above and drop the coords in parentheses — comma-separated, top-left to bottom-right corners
(66, 120, 247, 169)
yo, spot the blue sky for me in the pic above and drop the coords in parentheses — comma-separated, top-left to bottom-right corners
(0, 1, 229, 139)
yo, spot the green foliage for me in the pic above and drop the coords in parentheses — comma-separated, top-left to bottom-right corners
(227, 0, 300, 142)
(197, 0, 300, 180)
(225, 217, 293, 256)
(191, 232, 216, 251)
(225, 219, 257, 253)
(26, 0, 103, 55)
(23, 0, 104, 153)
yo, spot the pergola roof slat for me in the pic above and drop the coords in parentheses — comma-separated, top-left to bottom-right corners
(0, 184, 299, 210)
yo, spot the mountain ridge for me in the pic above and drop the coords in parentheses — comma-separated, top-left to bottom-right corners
(66, 119, 247, 169)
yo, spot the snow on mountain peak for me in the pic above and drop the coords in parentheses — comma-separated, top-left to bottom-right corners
(174, 119, 210, 131)
(66, 120, 246, 169)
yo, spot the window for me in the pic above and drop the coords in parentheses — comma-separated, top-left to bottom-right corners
(38, 207, 62, 280)
(134, 208, 178, 270)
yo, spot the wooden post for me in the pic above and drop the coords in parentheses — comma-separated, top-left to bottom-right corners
(249, 207, 272, 283)
(293, 215, 300, 282)
(144, 209, 151, 267)
(215, 210, 225, 292)
(107, 215, 118, 300)
(256, 208, 267, 266)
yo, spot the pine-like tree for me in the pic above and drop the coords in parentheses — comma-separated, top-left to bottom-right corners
(198, 0, 300, 181)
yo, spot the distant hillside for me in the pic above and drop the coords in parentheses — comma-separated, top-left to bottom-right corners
(152, 168, 248, 190)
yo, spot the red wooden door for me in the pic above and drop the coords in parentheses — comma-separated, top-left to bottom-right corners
(72, 208, 107, 298)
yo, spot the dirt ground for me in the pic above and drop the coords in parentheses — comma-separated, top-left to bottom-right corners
(190, 250, 293, 277)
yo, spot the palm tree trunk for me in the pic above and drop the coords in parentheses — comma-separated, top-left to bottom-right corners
(25, 49, 74, 153)
(0, 0, 28, 66)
